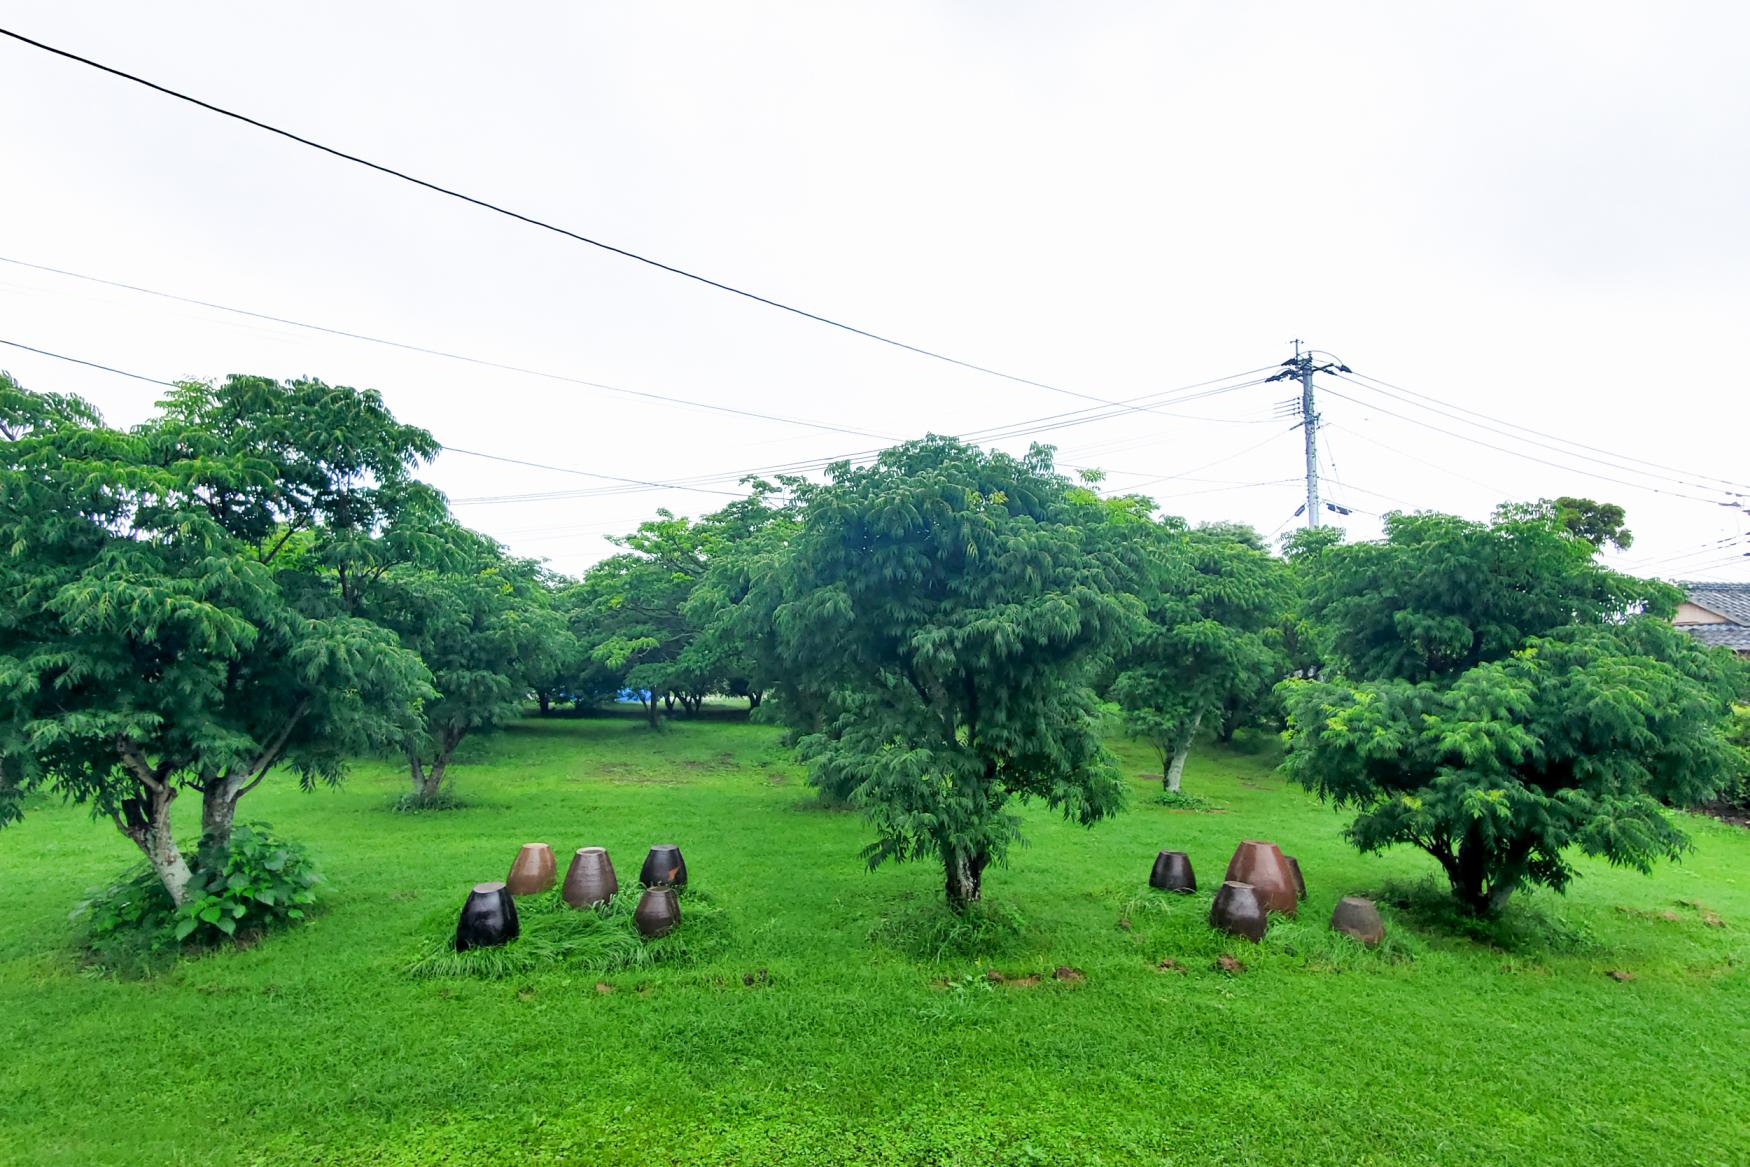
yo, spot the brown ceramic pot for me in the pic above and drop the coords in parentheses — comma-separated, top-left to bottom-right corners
(1148, 850, 1197, 893)
(562, 846, 618, 908)
(1330, 895, 1385, 946)
(1284, 855, 1307, 901)
(640, 844, 688, 887)
(455, 881, 519, 951)
(633, 885, 680, 938)
(1209, 880, 1268, 942)
(505, 842, 557, 896)
(1222, 840, 1299, 915)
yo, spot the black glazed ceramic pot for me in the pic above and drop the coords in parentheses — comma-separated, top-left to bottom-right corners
(1149, 850, 1197, 893)
(640, 844, 687, 888)
(455, 881, 519, 951)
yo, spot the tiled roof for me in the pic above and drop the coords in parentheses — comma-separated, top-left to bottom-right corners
(1685, 624, 1750, 652)
(1677, 581, 1750, 625)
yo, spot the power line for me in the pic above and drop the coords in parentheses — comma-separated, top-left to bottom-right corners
(1318, 383, 1735, 507)
(1333, 372, 1748, 500)
(0, 256, 1285, 441)
(1, 26, 1195, 412)
(1345, 368, 1750, 494)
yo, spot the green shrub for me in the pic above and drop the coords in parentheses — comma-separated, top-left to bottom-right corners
(176, 823, 322, 942)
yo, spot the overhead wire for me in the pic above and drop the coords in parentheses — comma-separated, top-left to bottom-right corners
(1, 26, 1246, 414)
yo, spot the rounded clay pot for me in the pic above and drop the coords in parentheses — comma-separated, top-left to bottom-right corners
(1222, 840, 1299, 915)
(455, 881, 519, 951)
(1330, 895, 1385, 946)
(1209, 880, 1269, 942)
(562, 846, 618, 909)
(1148, 850, 1197, 893)
(1284, 854, 1307, 902)
(505, 842, 557, 896)
(633, 885, 681, 938)
(640, 844, 688, 888)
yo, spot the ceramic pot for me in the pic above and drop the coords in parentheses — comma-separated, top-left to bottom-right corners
(633, 885, 680, 938)
(1284, 855, 1307, 901)
(455, 881, 519, 951)
(1209, 880, 1268, 942)
(1330, 896, 1385, 946)
(1222, 840, 1299, 915)
(640, 844, 688, 888)
(505, 842, 557, 896)
(1148, 850, 1197, 893)
(562, 846, 618, 908)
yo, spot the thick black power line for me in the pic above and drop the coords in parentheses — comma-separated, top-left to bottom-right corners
(2, 26, 1159, 411)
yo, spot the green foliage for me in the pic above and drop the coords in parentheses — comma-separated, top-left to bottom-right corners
(1301, 508, 1676, 683)
(1493, 495, 1635, 552)
(0, 371, 436, 903)
(1286, 542, 1748, 916)
(1151, 789, 1223, 812)
(1716, 705, 1750, 810)
(752, 436, 1141, 907)
(365, 528, 570, 805)
(1110, 518, 1289, 788)
(175, 823, 321, 943)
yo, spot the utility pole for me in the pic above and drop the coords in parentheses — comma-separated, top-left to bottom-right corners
(1268, 341, 1349, 529)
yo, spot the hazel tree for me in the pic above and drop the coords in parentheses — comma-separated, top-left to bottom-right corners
(751, 437, 1140, 909)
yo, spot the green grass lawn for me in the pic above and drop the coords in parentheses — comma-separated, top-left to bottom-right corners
(1, 711, 1746, 1166)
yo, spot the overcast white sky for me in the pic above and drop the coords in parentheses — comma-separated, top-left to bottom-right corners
(2, 1, 1746, 580)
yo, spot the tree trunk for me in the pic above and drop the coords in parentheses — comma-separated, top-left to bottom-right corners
(943, 847, 990, 911)
(747, 691, 762, 711)
(663, 692, 676, 714)
(199, 775, 244, 852)
(117, 786, 193, 907)
(639, 692, 660, 729)
(537, 691, 552, 716)
(407, 732, 460, 807)
(1163, 709, 1203, 793)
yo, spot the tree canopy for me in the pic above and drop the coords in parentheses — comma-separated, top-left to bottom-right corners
(750, 436, 1141, 908)
(1283, 505, 1745, 915)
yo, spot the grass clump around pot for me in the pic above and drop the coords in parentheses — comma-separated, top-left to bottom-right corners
(403, 883, 726, 979)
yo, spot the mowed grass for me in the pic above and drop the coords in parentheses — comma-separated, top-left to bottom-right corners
(1, 711, 1747, 1167)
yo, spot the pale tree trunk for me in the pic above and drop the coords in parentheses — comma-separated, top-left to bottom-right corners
(943, 846, 990, 912)
(198, 704, 306, 851)
(1163, 709, 1204, 793)
(113, 741, 193, 906)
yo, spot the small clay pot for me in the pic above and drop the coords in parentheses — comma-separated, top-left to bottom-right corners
(1284, 855, 1307, 901)
(1222, 840, 1299, 915)
(1330, 895, 1385, 946)
(633, 885, 680, 938)
(562, 847, 618, 908)
(505, 842, 557, 896)
(1209, 880, 1269, 942)
(455, 881, 519, 951)
(640, 844, 688, 888)
(1149, 850, 1197, 893)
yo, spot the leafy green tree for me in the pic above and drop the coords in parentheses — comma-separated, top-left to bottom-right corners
(366, 529, 570, 805)
(1493, 496, 1634, 551)
(1282, 508, 1742, 915)
(0, 373, 433, 904)
(752, 437, 1140, 909)
(1111, 521, 1289, 790)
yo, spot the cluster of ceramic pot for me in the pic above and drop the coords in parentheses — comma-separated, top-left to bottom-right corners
(1149, 838, 1385, 946)
(453, 842, 690, 950)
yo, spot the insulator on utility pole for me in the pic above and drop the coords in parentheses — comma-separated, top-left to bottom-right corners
(1267, 340, 1346, 530)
